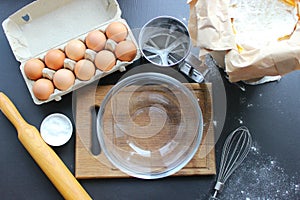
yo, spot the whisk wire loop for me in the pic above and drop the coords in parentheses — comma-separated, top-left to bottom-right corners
(210, 126, 252, 199)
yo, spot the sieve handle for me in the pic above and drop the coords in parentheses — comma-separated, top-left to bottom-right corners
(178, 53, 209, 83)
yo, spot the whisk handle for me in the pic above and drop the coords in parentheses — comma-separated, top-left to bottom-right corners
(208, 190, 219, 200)
(214, 181, 224, 192)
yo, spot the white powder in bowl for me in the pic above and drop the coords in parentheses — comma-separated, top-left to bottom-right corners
(40, 113, 73, 146)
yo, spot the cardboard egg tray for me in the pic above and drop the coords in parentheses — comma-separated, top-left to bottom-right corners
(2, 0, 141, 105)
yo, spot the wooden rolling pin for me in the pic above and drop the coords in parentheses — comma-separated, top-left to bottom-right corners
(0, 92, 91, 200)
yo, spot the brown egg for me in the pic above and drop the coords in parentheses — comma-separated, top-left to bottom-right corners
(24, 58, 45, 80)
(94, 50, 116, 72)
(85, 30, 106, 52)
(53, 69, 75, 91)
(105, 21, 128, 43)
(32, 78, 54, 100)
(44, 49, 65, 70)
(74, 59, 96, 81)
(115, 40, 137, 62)
(65, 39, 86, 61)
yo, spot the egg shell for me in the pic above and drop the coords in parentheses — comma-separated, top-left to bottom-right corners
(44, 49, 66, 70)
(24, 58, 45, 80)
(115, 40, 137, 62)
(105, 21, 128, 43)
(74, 59, 96, 81)
(94, 50, 116, 72)
(65, 39, 86, 61)
(85, 30, 107, 52)
(53, 69, 75, 91)
(32, 78, 54, 100)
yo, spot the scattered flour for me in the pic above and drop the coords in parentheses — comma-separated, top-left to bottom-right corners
(247, 104, 253, 108)
(238, 118, 244, 124)
(214, 142, 300, 199)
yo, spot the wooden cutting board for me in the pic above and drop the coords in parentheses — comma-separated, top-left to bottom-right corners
(75, 83, 216, 179)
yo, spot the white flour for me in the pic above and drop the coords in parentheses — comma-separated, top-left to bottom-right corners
(214, 142, 300, 200)
(229, 0, 298, 48)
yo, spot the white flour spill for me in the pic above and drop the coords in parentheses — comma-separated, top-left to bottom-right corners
(215, 142, 300, 200)
(247, 103, 253, 108)
(238, 118, 244, 124)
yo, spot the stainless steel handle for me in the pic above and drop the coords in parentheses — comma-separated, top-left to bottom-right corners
(178, 53, 210, 83)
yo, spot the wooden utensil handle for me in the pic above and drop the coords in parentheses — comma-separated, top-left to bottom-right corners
(0, 92, 92, 200)
(0, 92, 27, 130)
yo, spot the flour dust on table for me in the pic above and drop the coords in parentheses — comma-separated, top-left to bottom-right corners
(200, 141, 299, 200)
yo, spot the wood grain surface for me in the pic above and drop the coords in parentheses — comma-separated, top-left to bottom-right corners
(75, 83, 215, 179)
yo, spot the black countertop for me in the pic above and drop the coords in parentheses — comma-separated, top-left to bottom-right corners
(0, 0, 299, 199)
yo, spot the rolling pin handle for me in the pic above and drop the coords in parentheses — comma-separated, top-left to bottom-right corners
(0, 92, 92, 200)
(0, 92, 27, 131)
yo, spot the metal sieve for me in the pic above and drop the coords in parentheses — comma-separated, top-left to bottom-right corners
(139, 16, 207, 83)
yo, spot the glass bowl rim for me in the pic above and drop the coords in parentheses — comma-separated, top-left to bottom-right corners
(96, 72, 203, 179)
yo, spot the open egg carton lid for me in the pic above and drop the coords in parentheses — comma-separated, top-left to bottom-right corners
(2, 0, 141, 105)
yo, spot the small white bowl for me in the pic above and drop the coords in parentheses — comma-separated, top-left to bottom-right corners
(40, 113, 73, 146)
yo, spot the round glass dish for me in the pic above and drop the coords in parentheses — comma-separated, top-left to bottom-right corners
(97, 72, 203, 179)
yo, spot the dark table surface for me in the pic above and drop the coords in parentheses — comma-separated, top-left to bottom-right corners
(0, 0, 299, 200)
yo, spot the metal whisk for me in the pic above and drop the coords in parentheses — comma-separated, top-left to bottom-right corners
(209, 126, 252, 200)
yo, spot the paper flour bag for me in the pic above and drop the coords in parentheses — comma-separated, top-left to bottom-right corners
(188, 0, 300, 83)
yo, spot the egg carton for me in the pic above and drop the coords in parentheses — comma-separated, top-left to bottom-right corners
(2, 0, 141, 105)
